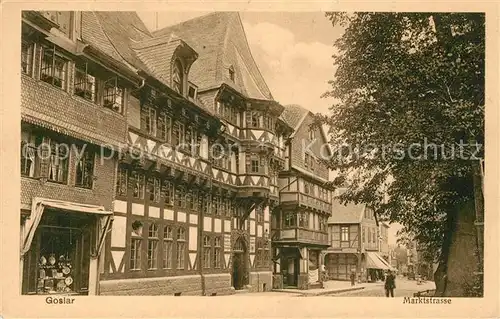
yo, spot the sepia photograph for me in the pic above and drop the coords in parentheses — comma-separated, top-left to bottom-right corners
(1, 2, 498, 318)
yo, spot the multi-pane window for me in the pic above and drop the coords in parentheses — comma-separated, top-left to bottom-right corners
(102, 80, 124, 113)
(214, 237, 222, 268)
(142, 105, 157, 136)
(75, 146, 94, 189)
(40, 46, 67, 89)
(284, 212, 296, 228)
(245, 111, 260, 128)
(131, 171, 145, 199)
(251, 159, 259, 173)
(163, 226, 173, 269)
(147, 223, 159, 269)
(130, 221, 143, 270)
(256, 205, 264, 223)
(175, 186, 185, 208)
(20, 130, 41, 177)
(157, 112, 172, 143)
(21, 41, 34, 75)
(148, 176, 161, 203)
(308, 129, 315, 140)
(74, 63, 96, 102)
(176, 228, 186, 269)
(341, 226, 349, 242)
(188, 191, 198, 211)
(203, 236, 211, 269)
(298, 212, 309, 228)
(163, 180, 174, 205)
(212, 196, 220, 216)
(263, 115, 274, 131)
(46, 138, 69, 183)
(304, 181, 310, 194)
(116, 165, 128, 196)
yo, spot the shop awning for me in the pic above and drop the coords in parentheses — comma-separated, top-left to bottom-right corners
(365, 251, 391, 270)
(21, 197, 113, 257)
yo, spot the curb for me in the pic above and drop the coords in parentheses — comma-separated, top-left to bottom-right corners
(303, 286, 365, 297)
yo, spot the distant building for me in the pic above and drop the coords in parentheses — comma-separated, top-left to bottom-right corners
(378, 222, 390, 261)
(326, 198, 393, 282)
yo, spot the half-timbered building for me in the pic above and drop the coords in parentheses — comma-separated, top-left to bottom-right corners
(272, 104, 334, 289)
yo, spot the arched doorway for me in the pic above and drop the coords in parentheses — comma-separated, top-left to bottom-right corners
(232, 237, 248, 290)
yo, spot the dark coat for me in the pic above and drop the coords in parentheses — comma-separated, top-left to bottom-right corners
(385, 274, 396, 289)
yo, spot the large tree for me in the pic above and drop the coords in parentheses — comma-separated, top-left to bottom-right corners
(320, 13, 484, 296)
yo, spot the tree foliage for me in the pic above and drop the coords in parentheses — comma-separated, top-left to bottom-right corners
(320, 13, 485, 263)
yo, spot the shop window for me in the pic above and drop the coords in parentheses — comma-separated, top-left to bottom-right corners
(203, 236, 211, 269)
(284, 212, 296, 228)
(20, 130, 42, 178)
(176, 228, 186, 269)
(214, 237, 222, 268)
(163, 226, 173, 269)
(172, 59, 184, 95)
(46, 138, 69, 184)
(21, 40, 34, 76)
(148, 176, 161, 203)
(116, 165, 128, 197)
(40, 45, 67, 89)
(75, 146, 94, 189)
(147, 223, 159, 270)
(162, 180, 174, 206)
(130, 221, 143, 271)
(131, 171, 145, 199)
(102, 79, 124, 114)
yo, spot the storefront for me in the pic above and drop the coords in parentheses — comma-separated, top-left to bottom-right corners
(325, 253, 358, 280)
(363, 251, 393, 282)
(20, 198, 112, 295)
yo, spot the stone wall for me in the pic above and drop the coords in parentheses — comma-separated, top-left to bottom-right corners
(248, 271, 272, 292)
(203, 273, 234, 296)
(99, 275, 202, 296)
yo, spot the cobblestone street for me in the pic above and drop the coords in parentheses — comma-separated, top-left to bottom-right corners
(332, 277, 435, 297)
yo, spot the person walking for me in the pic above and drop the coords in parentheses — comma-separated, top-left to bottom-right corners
(350, 271, 356, 286)
(385, 270, 396, 297)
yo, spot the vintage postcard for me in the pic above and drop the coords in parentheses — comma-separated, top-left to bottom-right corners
(1, 1, 498, 318)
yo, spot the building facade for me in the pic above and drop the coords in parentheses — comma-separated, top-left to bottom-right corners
(325, 200, 393, 282)
(271, 105, 333, 290)
(378, 222, 390, 262)
(20, 11, 304, 296)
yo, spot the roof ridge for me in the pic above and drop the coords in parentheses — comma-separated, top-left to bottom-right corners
(153, 11, 223, 36)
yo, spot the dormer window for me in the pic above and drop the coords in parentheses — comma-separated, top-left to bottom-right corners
(229, 66, 235, 82)
(172, 59, 184, 95)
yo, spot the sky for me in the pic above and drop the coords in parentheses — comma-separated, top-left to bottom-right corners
(137, 11, 402, 245)
(137, 11, 342, 115)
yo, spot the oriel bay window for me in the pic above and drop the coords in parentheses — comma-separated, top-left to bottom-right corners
(246, 111, 261, 128)
(163, 226, 173, 269)
(284, 212, 297, 228)
(40, 45, 68, 89)
(176, 228, 186, 269)
(75, 146, 95, 189)
(147, 223, 159, 270)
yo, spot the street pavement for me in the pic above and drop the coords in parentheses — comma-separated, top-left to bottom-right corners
(332, 277, 436, 297)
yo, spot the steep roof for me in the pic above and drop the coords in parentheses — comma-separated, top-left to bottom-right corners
(328, 200, 366, 224)
(81, 12, 152, 72)
(153, 12, 273, 100)
(280, 104, 309, 130)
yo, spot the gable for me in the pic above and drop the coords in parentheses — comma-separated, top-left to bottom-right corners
(153, 12, 273, 100)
